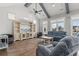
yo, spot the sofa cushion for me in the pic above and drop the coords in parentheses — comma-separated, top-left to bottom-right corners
(48, 31, 66, 36)
(37, 45, 51, 56)
(71, 37, 79, 46)
(53, 41, 58, 47)
(50, 42, 69, 56)
(60, 36, 73, 49)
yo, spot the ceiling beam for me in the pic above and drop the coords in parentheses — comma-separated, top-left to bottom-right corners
(24, 3, 32, 7)
(39, 3, 50, 18)
(65, 3, 70, 14)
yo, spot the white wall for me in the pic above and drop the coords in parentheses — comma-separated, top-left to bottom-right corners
(0, 8, 11, 34)
(0, 5, 37, 34)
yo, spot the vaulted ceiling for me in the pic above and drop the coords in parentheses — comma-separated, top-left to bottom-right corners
(0, 3, 79, 20)
(25, 3, 79, 19)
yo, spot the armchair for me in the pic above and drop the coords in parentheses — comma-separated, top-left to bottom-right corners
(2, 34, 14, 44)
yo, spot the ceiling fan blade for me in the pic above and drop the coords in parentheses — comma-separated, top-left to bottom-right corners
(38, 10, 42, 12)
(33, 8, 36, 11)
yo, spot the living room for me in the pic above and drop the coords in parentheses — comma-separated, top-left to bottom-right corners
(0, 3, 79, 56)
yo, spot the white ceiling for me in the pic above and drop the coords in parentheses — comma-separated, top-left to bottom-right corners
(43, 3, 65, 17)
(27, 3, 79, 19)
(0, 3, 24, 7)
(69, 3, 79, 11)
(0, 3, 79, 20)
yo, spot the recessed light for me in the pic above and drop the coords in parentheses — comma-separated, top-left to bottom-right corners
(52, 4, 55, 7)
(33, 20, 36, 24)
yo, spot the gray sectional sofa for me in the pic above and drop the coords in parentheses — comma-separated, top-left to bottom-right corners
(48, 31, 67, 41)
(36, 36, 79, 56)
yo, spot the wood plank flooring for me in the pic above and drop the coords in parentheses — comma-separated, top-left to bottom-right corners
(0, 38, 38, 56)
(1, 38, 79, 56)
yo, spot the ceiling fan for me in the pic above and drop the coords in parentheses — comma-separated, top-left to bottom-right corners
(33, 3, 42, 15)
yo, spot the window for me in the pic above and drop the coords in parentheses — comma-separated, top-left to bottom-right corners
(72, 19, 79, 36)
(51, 23, 57, 31)
(51, 18, 64, 31)
(71, 14, 79, 36)
(57, 21, 64, 31)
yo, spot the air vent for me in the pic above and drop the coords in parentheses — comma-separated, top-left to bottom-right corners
(24, 3, 32, 7)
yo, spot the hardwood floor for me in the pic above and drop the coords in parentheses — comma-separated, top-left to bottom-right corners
(0, 38, 38, 56)
(1, 38, 79, 56)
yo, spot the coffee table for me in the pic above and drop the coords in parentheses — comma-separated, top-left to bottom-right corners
(41, 36, 53, 44)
